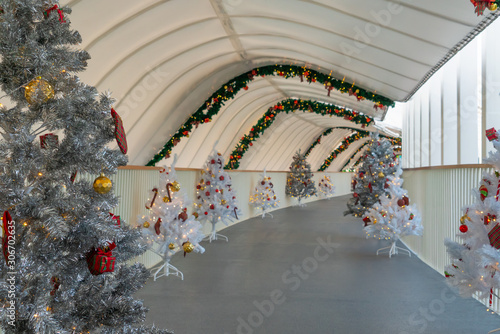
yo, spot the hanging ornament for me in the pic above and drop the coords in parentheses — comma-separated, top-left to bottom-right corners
(486, 127, 499, 141)
(178, 211, 188, 222)
(163, 196, 171, 203)
(397, 199, 405, 207)
(2, 211, 12, 264)
(378, 172, 384, 178)
(489, 224, 500, 248)
(111, 108, 128, 154)
(43, 4, 66, 23)
(168, 243, 175, 250)
(50, 276, 60, 296)
(146, 188, 159, 209)
(193, 212, 199, 219)
(154, 218, 162, 235)
(459, 224, 468, 233)
(221, 199, 227, 205)
(143, 221, 150, 228)
(25, 77, 54, 105)
(40, 133, 58, 149)
(86, 244, 116, 275)
(182, 241, 194, 257)
(170, 181, 181, 192)
(479, 185, 488, 201)
(70, 170, 78, 184)
(460, 214, 470, 225)
(362, 217, 371, 227)
(93, 173, 112, 194)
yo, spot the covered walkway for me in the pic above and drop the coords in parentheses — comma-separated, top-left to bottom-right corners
(137, 196, 500, 333)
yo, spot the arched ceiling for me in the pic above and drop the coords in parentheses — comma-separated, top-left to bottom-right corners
(59, 0, 498, 170)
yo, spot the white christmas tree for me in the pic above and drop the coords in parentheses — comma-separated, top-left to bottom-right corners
(137, 156, 205, 280)
(194, 150, 241, 242)
(286, 150, 317, 206)
(445, 128, 500, 311)
(318, 175, 336, 199)
(250, 169, 279, 218)
(363, 164, 423, 257)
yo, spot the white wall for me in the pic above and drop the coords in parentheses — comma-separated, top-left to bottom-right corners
(401, 23, 500, 167)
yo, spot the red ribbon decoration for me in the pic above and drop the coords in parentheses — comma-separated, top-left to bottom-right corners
(44, 5, 66, 23)
(2, 211, 12, 264)
(146, 188, 159, 209)
(154, 218, 162, 235)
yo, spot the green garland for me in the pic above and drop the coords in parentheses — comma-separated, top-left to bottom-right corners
(318, 131, 370, 171)
(225, 99, 374, 170)
(146, 64, 395, 166)
(305, 128, 333, 157)
(341, 142, 370, 172)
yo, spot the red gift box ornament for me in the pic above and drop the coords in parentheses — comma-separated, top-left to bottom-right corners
(87, 243, 116, 275)
(486, 127, 499, 142)
(489, 224, 500, 249)
(111, 108, 128, 154)
(40, 133, 58, 149)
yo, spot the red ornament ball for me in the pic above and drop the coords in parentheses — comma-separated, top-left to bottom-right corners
(243, 86, 249, 90)
(267, 198, 270, 201)
(226, 205, 230, 208)
(204, 212, 208, 215)
(215, 189, 219, 193)
(206, 181, 211, 186)
(397, 199, 405, 207)
(197, 185, 201, 190)
(459, 225, 468, 233)
(211, 159, 215, 164)
(210, 204, 215, 209)
(219, 176, 224, 181)
(261, 181, 265, 185)
(205, 191, 210, 196)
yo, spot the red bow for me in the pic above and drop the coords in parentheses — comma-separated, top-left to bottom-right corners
(44, 5, 66, 23)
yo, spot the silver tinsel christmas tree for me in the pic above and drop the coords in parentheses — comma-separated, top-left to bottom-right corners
(286, 151, 317, 205)
(0, 1, 170, 333)
(344, 135, 398, 217)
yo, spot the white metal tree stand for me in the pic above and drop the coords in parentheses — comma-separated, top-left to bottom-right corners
(376, 240, 411, 258)
(261, 209, 273, 219)
(205, 218, 228, 242)
(151, 258, 183, 281)
(149, 247, 183, 281)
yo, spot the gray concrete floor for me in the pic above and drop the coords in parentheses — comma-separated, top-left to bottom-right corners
(136, 195, 500, 334)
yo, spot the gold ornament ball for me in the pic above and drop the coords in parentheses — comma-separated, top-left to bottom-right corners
(168, 243, 175, 250)
(163, 196, 171, 203)
(93, 173, 112, 194)
(183, 241, 194, 253)
(379, 162, 383, 166)
(378, 172, 385, 178)
(221, 199, 227, 205)
(490, 3, 498, 10)
(171, 181, 181, 192)
(25, 77, 55, 105)
(143, 221, 150, 228)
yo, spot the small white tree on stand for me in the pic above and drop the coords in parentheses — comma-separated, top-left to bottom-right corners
(250, 169, 280, 218)
(363, 164, 423, 258)
(318, 175, 336, 199)
(194, 149, 241, 242)
(137, 156, 205, 280)
(286, 150, 317, 206)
